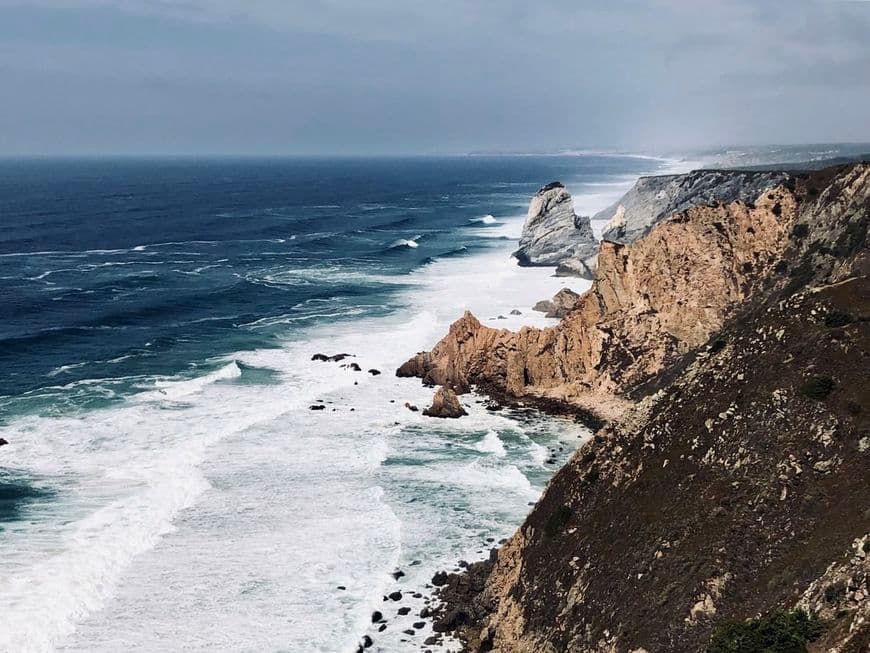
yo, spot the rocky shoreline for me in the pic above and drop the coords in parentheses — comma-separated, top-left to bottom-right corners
(398, 160, 869, 652)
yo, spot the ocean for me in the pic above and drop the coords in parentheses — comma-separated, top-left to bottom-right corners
(0, 154, 676, 652)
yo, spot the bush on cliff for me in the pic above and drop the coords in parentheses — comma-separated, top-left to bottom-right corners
(706, 609, 824, 653)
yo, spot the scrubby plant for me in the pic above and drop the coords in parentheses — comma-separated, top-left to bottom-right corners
(823, 310, 854, 328)
(800, 376, 835, 401)
(783, 259, 814, 297)
(707, 609, 825, 653)
(543, 505, 573, 538)
(790, 223, 809, 240)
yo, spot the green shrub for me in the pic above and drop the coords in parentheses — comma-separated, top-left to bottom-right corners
(824, 310, 854, 328)
(800, 376, 835, 401)
(707, 609, 825, 653)
(543, 505, 573, 538)
(790, 224, 809, 240)
(783, 259, 814, 297)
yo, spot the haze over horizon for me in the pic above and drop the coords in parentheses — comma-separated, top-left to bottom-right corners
(2, 0, 869, 156)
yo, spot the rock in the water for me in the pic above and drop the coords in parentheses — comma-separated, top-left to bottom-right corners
(512, 181, 598, 275)
(348, 362, 362, 372)
(388, 591, 402, 601)
(311, 353, 329, 361)
(532, 287, 582, 318)
(368, 369, 381, 375)
(405, 402, 419, 412)
(371, 610, 383, 623)
(309, 405, 326, 411)
(510, 309, 522, 315)
(361, 635, 373, 648)
(422, 387, 467, 419)
(431, 571, 449, 586)
(398, 606, 411, 615)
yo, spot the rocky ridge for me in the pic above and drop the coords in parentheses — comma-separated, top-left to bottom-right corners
(405, 162, 870, 652)
(595, 168, 792, 245)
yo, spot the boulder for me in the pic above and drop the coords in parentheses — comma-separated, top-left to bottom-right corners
(423, 387, 467, 419)
(532, 287, 582, 318)
(512, 181, 598, 275)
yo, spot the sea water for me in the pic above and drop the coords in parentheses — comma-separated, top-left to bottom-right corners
(0, 155, 678, 652)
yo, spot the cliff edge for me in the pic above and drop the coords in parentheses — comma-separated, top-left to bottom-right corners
(408, 162, 870, 652)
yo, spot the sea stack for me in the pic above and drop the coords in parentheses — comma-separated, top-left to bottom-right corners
(422, 386, 467, 418)
(512, 182, 598, 278)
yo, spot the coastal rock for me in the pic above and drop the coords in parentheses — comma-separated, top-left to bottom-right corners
(512, 181, 598, 277)
(423, 387, 467, 418)
(595, 169, 792, 244)
(0, 438, 7, 447)
(428, 163, 870, 653)
(532, 287, 581, 318)
(398, 180, 798, 411)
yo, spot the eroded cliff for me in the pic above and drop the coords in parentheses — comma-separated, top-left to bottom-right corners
(399, 180, 798, 417)
(429, 163, 870, 652)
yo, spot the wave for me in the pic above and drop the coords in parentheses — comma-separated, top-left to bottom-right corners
(387, 236, 420, 249)
(135, 360, 242, 402)
(474, 430, 507, 457)
(468, 214, 498, 225)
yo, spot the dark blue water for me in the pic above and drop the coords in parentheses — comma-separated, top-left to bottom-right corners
(0, 156, 661, 420)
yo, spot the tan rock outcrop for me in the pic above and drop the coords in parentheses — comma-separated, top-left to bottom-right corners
(423, 386, 467, 418)
(399, 186, 797, 407)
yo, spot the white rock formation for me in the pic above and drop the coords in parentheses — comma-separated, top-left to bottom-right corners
(512, 182, 598, 277)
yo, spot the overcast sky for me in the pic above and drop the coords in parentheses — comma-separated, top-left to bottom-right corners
(1, 0, 868, 155)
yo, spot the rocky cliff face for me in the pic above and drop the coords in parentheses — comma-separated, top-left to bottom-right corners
(513, 182, 598, 277)
(408, 162, 869, 652)
(595, 169, 792, 245)
(399, 180, 798, 416)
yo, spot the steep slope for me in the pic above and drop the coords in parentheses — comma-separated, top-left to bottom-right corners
(432, 163, 870, 652)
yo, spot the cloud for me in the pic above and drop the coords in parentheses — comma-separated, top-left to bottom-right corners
(0, 0, 867, 154)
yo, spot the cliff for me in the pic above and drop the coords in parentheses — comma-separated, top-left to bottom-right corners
(595, 169, 792, 245)
(513, 182, 598, 278)
(410, 162, 870, 652)
(399, 178, 798, 416)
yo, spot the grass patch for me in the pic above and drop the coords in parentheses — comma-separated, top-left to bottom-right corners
(800, 376, 835, 401)
(707, 609, 825, 653)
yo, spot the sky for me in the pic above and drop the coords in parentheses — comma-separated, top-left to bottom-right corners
(1, 0, 869, 155)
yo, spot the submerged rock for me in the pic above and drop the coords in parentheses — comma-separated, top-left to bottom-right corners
(309, 405, 326, 411)
(423, 387, 467, 419)
(512, 181, 598, 277)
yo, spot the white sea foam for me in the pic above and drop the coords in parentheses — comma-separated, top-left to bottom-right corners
(0, 159, 666, 653)
(475, 430, 507, 457)
(469, 214, 498, 225)
(389, 237, 420, 249)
